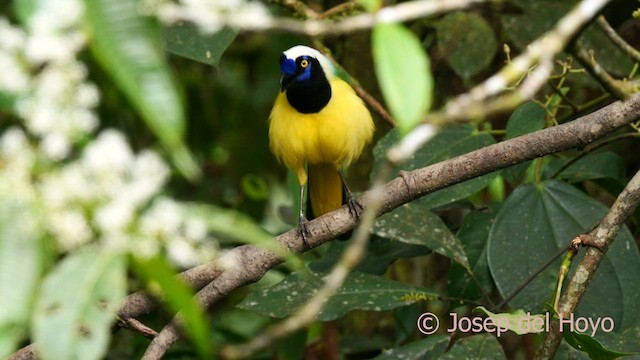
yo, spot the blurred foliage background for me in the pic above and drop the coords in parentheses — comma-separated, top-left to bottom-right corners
(1, 0, 640, 359)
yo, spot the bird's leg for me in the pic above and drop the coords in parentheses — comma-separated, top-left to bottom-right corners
(338, 169, 363, 219)
(298, 185, 311, 249)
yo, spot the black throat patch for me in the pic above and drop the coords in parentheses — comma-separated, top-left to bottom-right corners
(285, 59, 331, 114)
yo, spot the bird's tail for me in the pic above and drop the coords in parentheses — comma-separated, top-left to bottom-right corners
(307, 163, 343, 220)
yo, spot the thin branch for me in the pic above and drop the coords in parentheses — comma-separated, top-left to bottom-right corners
(573, 41, 634, 100)
(163, 0, 492, 36)
(320, 2, 363, 19)
(118, 318, 159, 339)
(596, 15, 640, 64)
(535, 166, 640, 359)
(550, 131, 640, 179)
(139, 93, 640, 360)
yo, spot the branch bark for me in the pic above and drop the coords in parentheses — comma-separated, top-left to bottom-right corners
(535, 165, 640, 359)
(139, 93, 640, 359)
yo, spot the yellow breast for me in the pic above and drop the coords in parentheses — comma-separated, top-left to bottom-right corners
(268, 78, 374, 171)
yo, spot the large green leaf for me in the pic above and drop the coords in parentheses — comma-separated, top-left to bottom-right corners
(33, 248, 126, 360)
(84, 0, 200, 180)
(441, 334, 505, 359)
(238, 271, 440, 321)
(372, 203, 469, 269)
(487, 180, 640, 331)
(448, 207, 497, 301)
(131, 257, 211, 358)
(0, 200, 45, 357)
(502, 101, 546, 184)
(435, 12, 498, 80)
(372, 23, 432, 134)
(372, 125, 498, 209)
(163, 23, 236, 66)
(374, 335, 449, 359)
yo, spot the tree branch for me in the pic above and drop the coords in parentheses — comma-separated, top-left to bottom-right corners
(223, 0, 491, 36)
(573, 41, 634, 100)
(139, 93, 640, 360)
(535, 165, 640, 359)
(596, 15, 640, 64)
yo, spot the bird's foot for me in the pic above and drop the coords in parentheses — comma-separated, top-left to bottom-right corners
(298, 215, 311, 249)
(346, 194, 364, 219)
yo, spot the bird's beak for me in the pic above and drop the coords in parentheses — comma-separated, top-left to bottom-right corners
(280, 73, 295, 92)
(279, 57, 297, 92)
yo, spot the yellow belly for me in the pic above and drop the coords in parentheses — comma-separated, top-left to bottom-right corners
(268, 78, 375, 185)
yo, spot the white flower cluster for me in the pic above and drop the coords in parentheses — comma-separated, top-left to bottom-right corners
(157, 0, 270, 33)
(0, 0, 98, 161)
(0, 2, 218, 268)
(37, 130, 217, 267)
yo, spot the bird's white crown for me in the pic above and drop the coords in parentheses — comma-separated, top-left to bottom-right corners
(283, 45, 335, 79)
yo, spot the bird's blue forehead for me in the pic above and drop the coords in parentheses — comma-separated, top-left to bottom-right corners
(280, 58, 296, 75)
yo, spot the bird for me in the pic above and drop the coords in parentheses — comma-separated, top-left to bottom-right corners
(269, 45, 375, 247)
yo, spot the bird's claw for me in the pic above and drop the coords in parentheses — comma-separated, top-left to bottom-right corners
(346, 195, 363, 219)
(298, 216, 311, 249)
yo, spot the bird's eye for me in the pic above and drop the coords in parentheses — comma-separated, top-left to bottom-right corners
(300, 59, 309, 68)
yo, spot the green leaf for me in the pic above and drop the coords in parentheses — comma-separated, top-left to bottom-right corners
(372, 23, 432, 134)
(374, 335, 449, 359)
(441, 334, 505, 359)
(131, 256, 212, 358)
(85, 0, 200, 180)
(309, 235, 430, 275)
(505, 102, 546, 139)
(435, 12, 498, 80)
(502, 101, 546, 184)
(563, 331, 638, 360)
(238, 271, 439, 321)
(163, 24, 237, 66)
(33, 248, 126, 360)
(487, 180, 640, 330)
(546, 152, 626, 183)
(372, 125, 498, 209)
(473, 306, 547, 335)
(448, 207, 497, 301)
(372, 203, 469, 269)
(0, 200, 45, 357)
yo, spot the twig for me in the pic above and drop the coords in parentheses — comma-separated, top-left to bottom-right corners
(572, 41, 634, 100)
(550, 131, 640, 179)
(535, 167, 640, 359)
(268, 0, 318, 18)
(320, 2, 363, 19)
(163, 0, 492, 36)
(596, 15, 640, 64)
(494, 243, 572, 311)
(119, 318, 159, 339)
